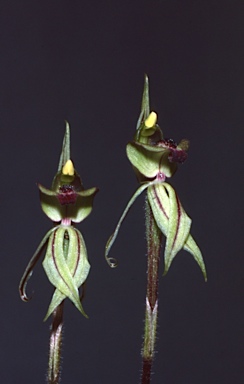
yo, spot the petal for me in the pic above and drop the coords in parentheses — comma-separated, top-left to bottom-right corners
(148, 183, 206, 279)
(105, 181, 157, 267)
(161, 183, 191, 272)
(42, 227, 85, 318)
(39, 184, 64, 222)
(57, 121, 71, 172)
(68, 187, 98, 223)
(43, 227, 90, 320)
(184, 234, 207, 281)
(134, 142, 170, 153)
(149, 182, 191, 269)
(43, 289, 66, 321)
(126, 142, 177, 179)
(135, 75, 150, 137)
(39, 184, 98, 223)
(19, 228, 56, 301)
(147, 184, 169, 230)
(126, 142, 163, 178)
(70, 228, 90, 286)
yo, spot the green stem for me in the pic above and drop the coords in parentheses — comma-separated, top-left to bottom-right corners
(141, 198, 162, 384)
(47, 302, 64, 384)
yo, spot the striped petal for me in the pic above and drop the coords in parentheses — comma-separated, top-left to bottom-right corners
(44, 227, 90, 320)
(43, 227, 90, 320)
(148, 183, 206, 280)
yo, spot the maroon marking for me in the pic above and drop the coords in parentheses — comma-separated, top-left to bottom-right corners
(156, 138, 187, 164)
(172, 193, 182, 250)
(168, 149, 187, 164)
(157, 138, 177, 148)
(73, 230, 81, 277)
(156, 172, 166, 181)
(58, 185, 77, 205)
(161, 138, 177, 148)
(152, 185, 169, 220)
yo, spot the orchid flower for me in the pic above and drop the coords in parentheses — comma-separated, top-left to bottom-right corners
(105, 75, 206, 384)
(105, 75, 206, 280)
(19, 122, 98, 321)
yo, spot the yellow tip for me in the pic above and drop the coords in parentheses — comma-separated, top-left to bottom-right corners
(145, 111, 157, 128)
(62, 160, 75, 176)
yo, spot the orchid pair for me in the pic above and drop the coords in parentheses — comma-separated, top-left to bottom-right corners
(19, 123, 98, 320)
(18, 76, 206, 384)
(105, 75, 206, 281)
(19, 76, 206, 326)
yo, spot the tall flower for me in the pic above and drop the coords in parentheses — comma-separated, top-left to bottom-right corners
(105, 75, 206, 384)
(105, 76, 206, 280)
(19, 122, 98, 320)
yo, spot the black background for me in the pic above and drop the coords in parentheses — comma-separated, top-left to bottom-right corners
(0, 1, 243, 383)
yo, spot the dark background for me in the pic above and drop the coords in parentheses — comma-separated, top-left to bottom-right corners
(0, 1, 243, 383)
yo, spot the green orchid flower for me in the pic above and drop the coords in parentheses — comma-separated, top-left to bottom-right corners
(19, 122, 98, 320)
(105, 76, 206, 280)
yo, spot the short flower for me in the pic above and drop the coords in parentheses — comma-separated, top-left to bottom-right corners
(19, 123, 98, 320)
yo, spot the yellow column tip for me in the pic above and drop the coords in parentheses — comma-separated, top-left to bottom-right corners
(62, 160, 74, 176)
(145, 111, 157, 128)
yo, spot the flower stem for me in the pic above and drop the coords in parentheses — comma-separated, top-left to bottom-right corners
(141, 198, 162, 384)
(47, 230, 71, 383)
(47, 301, 64, 384)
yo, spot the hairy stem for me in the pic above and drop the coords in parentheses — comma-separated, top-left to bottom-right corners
(141, 198, 162, 384)
(47, 231, 69, 383)
(48, 301, 64, 384)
